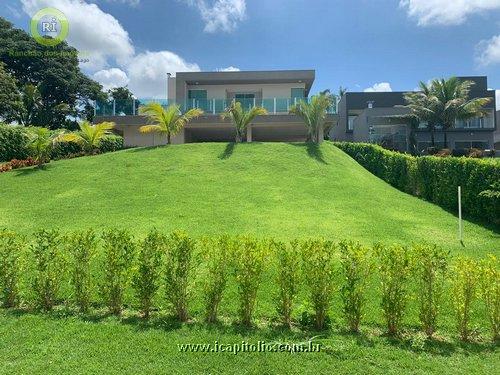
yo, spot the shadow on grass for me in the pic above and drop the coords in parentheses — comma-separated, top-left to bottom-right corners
(13, 164, 51, 177)
(3, 308, 497, 357)
(290, 142, 327, 164)
(218, 143, 236, 160)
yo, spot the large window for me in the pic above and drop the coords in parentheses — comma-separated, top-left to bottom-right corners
(187, 90, 208, 111)
(291, 88, 305, 104)
(348, 115, 357, 131)
(234, 93, 255, 110)
(454, 141, 489, 149)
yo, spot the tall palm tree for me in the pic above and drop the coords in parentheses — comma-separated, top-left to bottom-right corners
(139, 103, 203, 144)
(404, 78, 491, 149)
(290, 94, 333, 143)
(429, 77, 491, 148)
(220, 101, 267, 143)
(58, 121, 115, 153)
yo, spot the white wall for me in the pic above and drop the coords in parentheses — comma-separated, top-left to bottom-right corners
(185, 82, 305, 99)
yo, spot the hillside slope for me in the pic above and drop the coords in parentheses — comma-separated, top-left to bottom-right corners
(0, 142, 497, 254)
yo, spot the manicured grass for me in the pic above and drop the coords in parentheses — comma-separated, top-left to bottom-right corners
(0, 142, 498, 373)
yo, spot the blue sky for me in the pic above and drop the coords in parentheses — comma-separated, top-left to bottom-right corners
(2, 0, 500, 103)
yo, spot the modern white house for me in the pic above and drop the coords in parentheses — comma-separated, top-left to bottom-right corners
(94, 70, 337, 147)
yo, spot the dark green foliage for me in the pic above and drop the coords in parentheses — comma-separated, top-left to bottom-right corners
(0, 229, 23, 307)
(100, 230, 135, 315)
(133, 229, 165, 319)
(164, 231, 196, 322)
(30, 230, 65, 311)
(67, 230, 97, 313)
(335, 142, 500, 225)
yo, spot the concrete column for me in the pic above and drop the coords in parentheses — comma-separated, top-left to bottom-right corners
(246, 125, 253, 143)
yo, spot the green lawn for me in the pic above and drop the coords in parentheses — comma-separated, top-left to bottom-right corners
(0, 142, 498, 374)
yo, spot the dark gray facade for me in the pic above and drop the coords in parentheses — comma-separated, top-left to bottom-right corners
(330, 76, 497, 152)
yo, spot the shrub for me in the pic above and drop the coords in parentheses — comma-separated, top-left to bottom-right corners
(274, 240, 301, 327)
(201, 235, 232, 323)
(376, 244, 412, 336)
(450, 257, 480, 341)
(0, 229, 23, 307)
(98, 135, 124, 153)
(164, 230, 196, 322)
(301, 239, 336, 330)
(0, 158, 37, 174)
(133, 229, 165, 319)
(67, 230, 98, 313)
(100, 230, 136, 315)
(479, 255, 499, 342)
(233, 236, 266, 326)
(0, 124, 30, 162)
(339, 241, 373, 333)
(478, 182, 500, 226)
(30, 229, 65, 311)
(334, 142, 500, 225)
(412, 244, 449, 338)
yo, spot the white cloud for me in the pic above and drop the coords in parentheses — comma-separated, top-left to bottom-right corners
(92, 68, 129, 91)
(496, 90, 500, 110)
(217, 66, 240, 71)
(475, 34, 500, 66)
(400, 0, 500, 26)
(102, 0, 140, 6)
(364, 82, 393, 92)
(126, 51, 200, 98)
(183, 0, 246, 33)
(21, 0, 134, 70)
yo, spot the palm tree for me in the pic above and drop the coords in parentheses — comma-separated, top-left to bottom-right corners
(58, 121, 115, 153)
(139, 103, 203, 144)
(220, 101, 267, 143)
(404, 78, 491, 149)
(428, 77, 491, 148)
(27, 127, 62, 167)
(290, 94, 333, 143)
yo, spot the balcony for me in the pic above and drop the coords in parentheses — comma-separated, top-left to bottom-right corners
(94, 97, 338, 117)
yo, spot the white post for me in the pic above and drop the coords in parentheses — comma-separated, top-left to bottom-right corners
(93, 100, 96, 117)
(273, 98, 277, 114)
(132, 99, 136, 115)
(458, 186, 463, 242)
(253, 97, 256, 108)
(112, 100, 116, 116)
(213, 98, 216, 114)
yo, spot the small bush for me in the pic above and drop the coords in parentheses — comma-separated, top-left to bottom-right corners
(339, 241, 373, 333)
(479, 255, 499, 342)
(233, 236, 266, 326)
(376, 244, 412, 336)
(451, 257, 480, 341)
(274, 240, 301, 327)
(133, 229, 165, 319)
(67, 230, 98, 313)
(201, 235, 232, 323)
(0, 124, 30, 162)
(31, 230, 65, 311)
(164, 231, 196, 322)
(412, 244, 449, 338)
(100, 230, 135, 315)
(302, 239, 336, 330)
(0, 229, 23, 307)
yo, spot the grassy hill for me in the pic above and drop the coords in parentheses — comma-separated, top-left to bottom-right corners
(0, 142, 497, 254)
(0, 142, 499, 374)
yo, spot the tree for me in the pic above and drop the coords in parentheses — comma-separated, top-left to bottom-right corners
(221, 101, 267, 143)
(58, 121, 115, 153)
(0, 62, 23, 123)
(290, 94, 333, 143)
(139, 103, 203, 144)
(404, 78, 492, 149)
(108, 86, 139, 115)
(27, 127, 62, 167)
(0, 17, 106, 129)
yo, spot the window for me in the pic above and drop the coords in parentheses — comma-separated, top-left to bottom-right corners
(348, 115, 357, 131)
(188, 90, 207, 100)
(234, 93, 255, 110)
(291, 88, 305, 103)
(454, 141, 489, 150)
(187, 90, 208, 111)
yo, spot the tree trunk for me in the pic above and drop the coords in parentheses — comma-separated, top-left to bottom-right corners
(443, 130, 448, 149)
(430, 128, 435, 147)
(167, 133, 171, 145)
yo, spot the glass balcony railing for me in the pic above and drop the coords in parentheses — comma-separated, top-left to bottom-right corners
(94, 97, 338, 116)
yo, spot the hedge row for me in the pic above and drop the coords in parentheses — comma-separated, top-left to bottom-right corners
(1, 229, 498, 342)
(0, 124, 124, 162)
(334, 142, 500, 225)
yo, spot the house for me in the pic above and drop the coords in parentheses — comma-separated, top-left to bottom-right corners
(94, 70, 337, 147)
(496, 110, 500, 150)
(330, 76, 497, 152)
